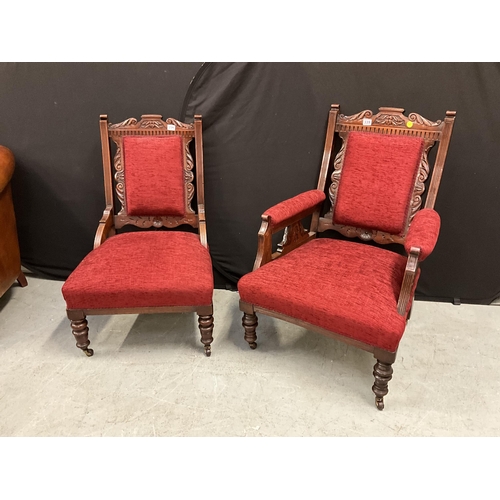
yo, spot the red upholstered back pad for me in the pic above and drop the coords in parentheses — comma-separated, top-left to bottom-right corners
(333, 132, 424, 235)
(122, 135, 186, 216)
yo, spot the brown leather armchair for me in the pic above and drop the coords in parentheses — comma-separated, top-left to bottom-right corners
(0, 146, 27, 298)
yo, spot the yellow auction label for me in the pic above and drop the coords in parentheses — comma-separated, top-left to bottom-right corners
(406, 121, 413, 128)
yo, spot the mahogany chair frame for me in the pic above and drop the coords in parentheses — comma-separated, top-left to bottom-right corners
(66, 114, 214, 357)
(240, 105, 456, 409)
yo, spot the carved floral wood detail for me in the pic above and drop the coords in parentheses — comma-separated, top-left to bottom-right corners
(340, 110, 373, 121)
(408, 112, 442, 127)
(109, 116, 195, 132)
(277, 220, 309, 254)
(374, 113, 406, 126)
(109, 118, 138, 128)
(114, 214, 198, 230)
(108, 115, 196, 228)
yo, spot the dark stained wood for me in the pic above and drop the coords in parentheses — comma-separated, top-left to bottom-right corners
(99, 115, 114, 209)
(253, 215, 272, 270)
(66, 114, 213, 356)
(276, 220, 314, 258)
(93, 208, 115, 249)
(372, 360, 394, 411)
(239, 301, 255, 314)
(425, 111, 457, 209)
(71, 317, 93, 357)
(0, 145, 28, 298)
(198, 314, 214, 357)
(194, 115, 208, 248)
(397, 247, 420, 315)
(241, 105, 456, 409)
(66, 304, 213, 320)
(242, 312, 258, 349)
(311, 104, 339, 232)
(17, 272, 28, 287)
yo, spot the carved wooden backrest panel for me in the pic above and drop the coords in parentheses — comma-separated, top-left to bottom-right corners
(107, 115, 198, 229)
(320, 107, 447, 245)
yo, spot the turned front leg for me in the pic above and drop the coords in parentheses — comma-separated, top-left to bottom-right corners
(372, 360, 393, 410)
(198, 314, 214, 357)
(242, 312, 258, 349)
(70, 317, 94, 357)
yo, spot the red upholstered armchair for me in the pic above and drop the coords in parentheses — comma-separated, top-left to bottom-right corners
(62, 115, 214, 357)
(238, 106, 456, 410)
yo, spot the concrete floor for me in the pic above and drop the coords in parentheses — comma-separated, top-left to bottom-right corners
(0, 273, 499, 437)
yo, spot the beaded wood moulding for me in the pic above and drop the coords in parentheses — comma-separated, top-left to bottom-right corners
(318, 106, 454, 245)
(107, 114, 198, 229)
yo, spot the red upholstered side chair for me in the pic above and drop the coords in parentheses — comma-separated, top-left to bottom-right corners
(62, 114, 214, 357)
(238, 105, 456, 410)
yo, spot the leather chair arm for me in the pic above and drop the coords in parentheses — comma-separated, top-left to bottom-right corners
(0, 146, 15, 194)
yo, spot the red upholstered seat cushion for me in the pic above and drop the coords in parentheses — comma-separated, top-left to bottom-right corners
(62, 232, 213, 310)
(238, 238, 417, 352)
(123, 135, 186, 216)
(334, 132, 424, 235)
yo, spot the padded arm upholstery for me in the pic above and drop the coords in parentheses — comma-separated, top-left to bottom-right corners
(264, 190, 326, 228)
(404, 209, 441, 261)
(252, 190, 325, 270)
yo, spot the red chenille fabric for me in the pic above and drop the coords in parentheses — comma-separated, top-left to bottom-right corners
(238, 238, 416, 352)
(62, 232, 213, 310)
(404, 208, 441, 261)
(264, 190, 326, 227)
(334, 132, 424, 235)
(123, 135, 185, 216)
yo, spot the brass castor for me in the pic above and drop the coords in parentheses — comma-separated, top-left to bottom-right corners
(205, 346, 211, 357)
(249, 342, 257, 350)
(83, 348, 94, 357)
(375, 397, 384, 411)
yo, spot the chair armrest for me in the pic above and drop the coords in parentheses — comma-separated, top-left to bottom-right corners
(0, 146, 15, 194)
(404, 209, 441, 261)
(263, 190, 326, 230)
(253, 190, 325, 270)
(198, 203, 208, 249)
(93, 207, 115, 249)
(397, 248, 420, 315)
(397, 209, 440, 315)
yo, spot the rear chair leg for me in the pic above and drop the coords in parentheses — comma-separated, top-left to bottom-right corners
(198, 314, 214, 357)
(242, 312, 258, 349)
(71, 317, 94, 357)
(372, 360, 393, 410)
(17, 272, 28, 287)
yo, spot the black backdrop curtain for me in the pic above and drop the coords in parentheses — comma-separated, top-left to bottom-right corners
(1, 62, 499, 304)
(182, 62, 500, 304)
(0, 62, 202, 277)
